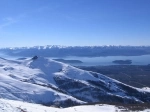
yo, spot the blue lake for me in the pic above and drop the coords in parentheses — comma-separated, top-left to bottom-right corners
(50, 55, 150, 66)
(1, 53, 150, 66)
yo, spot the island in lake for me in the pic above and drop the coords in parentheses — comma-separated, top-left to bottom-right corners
(53, 59, 83, 64)
(17, 57, 27, 60)
(112, 60, 132, 64)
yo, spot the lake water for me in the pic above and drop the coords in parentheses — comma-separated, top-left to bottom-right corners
(0, 53, 150, 66)
(50, 55, 150, 66)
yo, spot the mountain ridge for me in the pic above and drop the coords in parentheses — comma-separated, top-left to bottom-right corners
(1, 45, 150, 49)
(0, 56, 150, 107)
(1, 45, 150, 57)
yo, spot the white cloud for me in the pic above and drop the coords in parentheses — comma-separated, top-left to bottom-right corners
(0, 6, 52, 30)
(0, 17, 17, 29)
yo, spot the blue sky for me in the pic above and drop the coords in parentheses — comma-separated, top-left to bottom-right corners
(0, 0, 150, 47)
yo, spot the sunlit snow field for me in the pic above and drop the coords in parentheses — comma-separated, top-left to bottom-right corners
(0, 99, 150, 112)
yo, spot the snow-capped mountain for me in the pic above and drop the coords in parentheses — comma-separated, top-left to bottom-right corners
(0, 56, 150, 107)
(0, 57, 84, 107)
(0, 45, 150, 57)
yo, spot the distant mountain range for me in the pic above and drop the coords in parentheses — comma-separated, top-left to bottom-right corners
(0, 56, 150, 107)
(1, 45, 150, 57)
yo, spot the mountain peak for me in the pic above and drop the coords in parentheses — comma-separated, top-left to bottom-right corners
(0, 57, 150, 107)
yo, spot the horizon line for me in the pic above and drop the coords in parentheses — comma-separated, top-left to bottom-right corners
(1, 45, 150, 49)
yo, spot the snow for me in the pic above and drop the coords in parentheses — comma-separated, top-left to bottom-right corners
(0, 99, 106, 112)
(142, 87, 150, 92)
(0, 57, 84, 105)
(0, 56, 150, 107)
(1, 45, 150, 50)
(0, 99, 150, 112)
(0, 99, 122, 112)
(1, 45, 150, 59)
(25, 57, 99, 86)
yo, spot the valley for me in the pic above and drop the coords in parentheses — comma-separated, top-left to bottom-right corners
(78, 65, 150, 88)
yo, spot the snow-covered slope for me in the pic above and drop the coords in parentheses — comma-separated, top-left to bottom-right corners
(0, 98, 126, 112)
(0, 57, 150, 107)
(1, 45, 150, 57)
(0, 98, 150, 112)
(0, 57, 84, 107)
